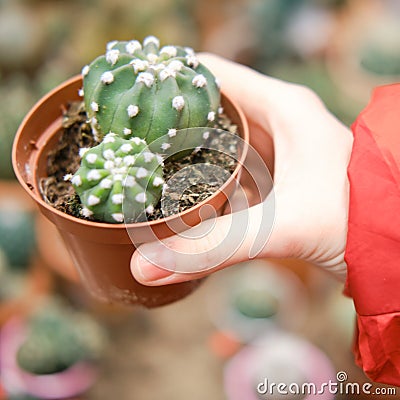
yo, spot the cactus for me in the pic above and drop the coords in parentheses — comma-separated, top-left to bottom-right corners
(69, 133, 164, 223)
(81, 36, 221, 152)
(70, 36, 222, 223)
(17, 314, 85, 375)
(16, 300, 106, 375)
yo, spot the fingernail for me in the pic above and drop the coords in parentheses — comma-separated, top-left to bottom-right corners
(135, 246, 175, 282)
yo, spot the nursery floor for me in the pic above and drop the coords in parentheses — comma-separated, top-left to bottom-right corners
(67, 279, 225, 400)
(55, 260, 394, 400)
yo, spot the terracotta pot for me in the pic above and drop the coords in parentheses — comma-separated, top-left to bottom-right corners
(35, 212, 80, 283)
(0, 317, 97, 399)
(12, 76, 249, 307)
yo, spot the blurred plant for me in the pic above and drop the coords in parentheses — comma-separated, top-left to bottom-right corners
(0, 247, 33, 302)
(359, 17, 400, 76)
(325, 2, 400, 106)
(250, 0, 348, 68)
(7, 394, 40, 400)
(233, 288, 278, 319)
(16, 298, 107, 375)
(250, 0, 305, 66)
(0, 207, 35, 269)
(0, 75, 37, 180)
(0, 248, 7, 282)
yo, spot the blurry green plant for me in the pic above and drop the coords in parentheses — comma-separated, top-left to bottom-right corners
(251, 0, 304, 66)
(0, 207, 35, 269)
(0, 248, 30, 301)
(0, 75, 36, 180)
(234, 289, 278, 319)
(16, 299, 106, 375)
(8, 395, 40, 400)
(359, 20, 400, 76)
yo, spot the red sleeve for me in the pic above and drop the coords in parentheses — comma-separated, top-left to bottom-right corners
(345, 83, 400, 385)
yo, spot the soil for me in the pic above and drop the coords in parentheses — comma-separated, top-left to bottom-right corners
(40, 101, 239, 223)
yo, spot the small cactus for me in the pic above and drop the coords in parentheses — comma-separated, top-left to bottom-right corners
(16, 301, 106, 375)
(69, 133, 164, 223)
(81, 36, 221, 152)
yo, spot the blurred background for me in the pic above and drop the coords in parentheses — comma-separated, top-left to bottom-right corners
(0, 0, 400, 398)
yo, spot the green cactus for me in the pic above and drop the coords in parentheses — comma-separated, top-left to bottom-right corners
(0, 248, 26, 301)
(16, 300, 106, 375)
(71, 36, 222, 223)
(17, 314, 85, 375)
(69, 133, 164, 223)
(81, 36, 221, 152)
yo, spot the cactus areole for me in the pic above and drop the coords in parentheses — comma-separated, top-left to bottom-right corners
(71, 36, 222, 224)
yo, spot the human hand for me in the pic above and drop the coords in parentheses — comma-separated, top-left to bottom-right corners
(130, 54, 353, 285)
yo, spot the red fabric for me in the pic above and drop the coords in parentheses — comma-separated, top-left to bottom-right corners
(345, 83, 400, 386)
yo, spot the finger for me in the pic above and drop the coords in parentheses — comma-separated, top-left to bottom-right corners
(131, 198, 280, 286)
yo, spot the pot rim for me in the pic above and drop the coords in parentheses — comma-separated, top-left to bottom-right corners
(12, 75, 249, 230)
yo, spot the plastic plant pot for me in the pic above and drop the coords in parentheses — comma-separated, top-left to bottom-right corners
(12, 76, 249, 307)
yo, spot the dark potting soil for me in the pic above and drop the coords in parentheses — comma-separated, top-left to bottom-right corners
(40, 101, 239, 223)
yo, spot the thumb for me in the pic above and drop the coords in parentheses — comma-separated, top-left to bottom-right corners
(131, 198, 277, 286)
